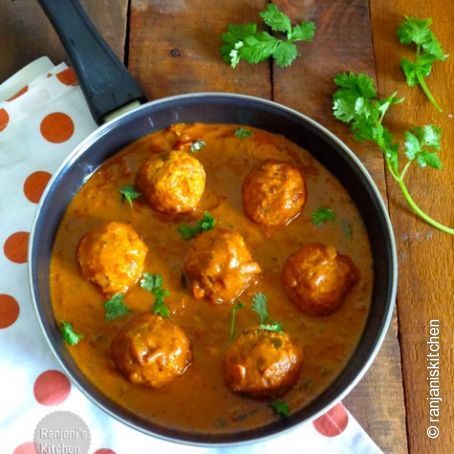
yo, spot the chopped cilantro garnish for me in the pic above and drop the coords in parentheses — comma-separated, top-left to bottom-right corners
(104, 293, 130, 320)
(60, 321, 83, 346)
(229, 301, 244, 340)
(178, 212, 216, 240)
(140, 272, 170, 317)
(311, 207, 336, 226)
(268, 400, 290, 418)
(119, 184, 141, 206)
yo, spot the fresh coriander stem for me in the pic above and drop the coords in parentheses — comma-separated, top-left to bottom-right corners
(400, 161, 412, 180)
(394, 174, 454, 234)
(416, 72, 442, 113)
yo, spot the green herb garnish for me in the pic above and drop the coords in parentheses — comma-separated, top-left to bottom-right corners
(229, 301, 244, 340)
(268, 400, 290, 418)
(259, 322, 284, 333)
(119, 184, 141, 206)
(311, 207, 336, 226)
(234, 128, 252, 139)
(104, 293, 130, 320)
(60, 321, 83, 346)
(251, 292, 284, 332)
(140, 273, 170, 317)
(221, 4, 315, 68)
(190, 140, 206, 152)
(178, 212, 216, 240)
(333, 72, 452, 235)
(397, 16, 448, 112)
(251, 292, 268, 324)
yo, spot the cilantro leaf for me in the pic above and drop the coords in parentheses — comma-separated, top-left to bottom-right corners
(332, 71, 452, 235)
(290, 21, 316, 42)
(178, 212, 216, 240)
(220, 5, 315, 68)
(397, 16, 448, 112)
(268, 400, 290, 418)
(235, 128, 252, 139)
(240, 32, 278, 64)
(220, 23, 257, 66)
(104, 293, 130, 320)
(251, 292, 268, 324)
(229, 301, 244, 340)
(273, 41, 298, 68)
(334, 72, 377, 99)
(190, 140, 206, 152)
(311, 207, 336, 226)
(140, 272, 170, 317)
(259, 322, 284, 333)
(397, 16, 432, 45)
(60, 321, 83, 346)
(259, 3, 291, 35)
(119, 185, 141, 206)
(404, 127, 442, 169)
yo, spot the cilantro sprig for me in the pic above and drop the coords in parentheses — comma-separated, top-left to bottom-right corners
(311, 207, 336, 226)
(119, 184, 141, 206)
(229, 301, 244, 340)
(221, 4, 315, 68)
(397, 16, 448, 112)
(60, 321, 83, 346)
(178, 212, 216, 240)
(104, 294, 130, 320)
(140, 273, 170, 317)
(333, 72, 453, 235)
(268, 400, 290, 418)
(251, 292, 284, 333)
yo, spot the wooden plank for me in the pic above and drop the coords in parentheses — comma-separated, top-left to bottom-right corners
(272, 1, 407, 452)
(129, 0, 270, 99)
(0, 0, 128, 82)
(370, 0, 454, 453)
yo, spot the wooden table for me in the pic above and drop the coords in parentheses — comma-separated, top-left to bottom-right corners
(1, 1, 452, 452)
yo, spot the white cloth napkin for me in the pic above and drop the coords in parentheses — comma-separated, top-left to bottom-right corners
(0, 58, 382, 454)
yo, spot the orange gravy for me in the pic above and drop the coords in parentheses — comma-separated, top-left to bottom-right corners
(50, 123, 373, 433)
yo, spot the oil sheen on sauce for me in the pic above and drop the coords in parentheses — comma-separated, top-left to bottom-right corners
(50, 123, 373, 434)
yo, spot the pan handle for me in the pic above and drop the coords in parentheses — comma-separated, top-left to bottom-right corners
(38, 0, 146, 124)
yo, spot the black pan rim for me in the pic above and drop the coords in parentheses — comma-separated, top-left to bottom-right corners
(28, 92, 398, 447)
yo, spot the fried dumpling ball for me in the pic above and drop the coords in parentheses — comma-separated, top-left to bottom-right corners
(242, 160, 306, 227)
(282, 243, 359, 316)
(136, 150, 206, 215)
(77, 221, 148, 295)
(223, 328, 303, 398)
(110, 313, 192, 388)
(184, 228, 261, 304)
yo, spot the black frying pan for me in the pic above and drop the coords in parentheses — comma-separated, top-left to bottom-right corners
(30, 0, 397, 446)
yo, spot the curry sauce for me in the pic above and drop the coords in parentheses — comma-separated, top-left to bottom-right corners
(50, 123, 373, 433)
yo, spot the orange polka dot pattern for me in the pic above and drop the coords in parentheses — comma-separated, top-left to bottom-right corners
(40, 112, 75, 143)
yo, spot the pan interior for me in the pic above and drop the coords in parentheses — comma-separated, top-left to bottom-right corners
(30, 94, 395, 445)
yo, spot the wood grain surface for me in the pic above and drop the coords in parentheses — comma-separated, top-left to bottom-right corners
(370, 0, 454, 452)
(0, 0, 128, 82)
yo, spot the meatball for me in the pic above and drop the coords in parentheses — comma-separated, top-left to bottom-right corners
(282, 243, 359, 316)
(77, 221, 148, 295)
(184, 228, 261, 304)
(136, 150, 206, 215)
(223, 328, 303, 397)
(110, 313, 192, 388)
(243, 160, 306, 226)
